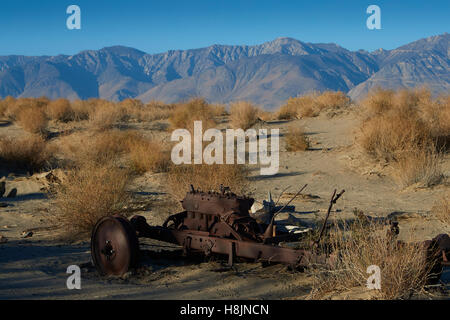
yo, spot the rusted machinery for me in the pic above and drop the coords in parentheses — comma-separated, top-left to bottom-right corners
(91, 185, 450, 280)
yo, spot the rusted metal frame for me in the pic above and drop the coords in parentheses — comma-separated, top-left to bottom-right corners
(132, 219, 328, 267)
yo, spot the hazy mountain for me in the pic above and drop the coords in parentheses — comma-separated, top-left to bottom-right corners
(0, 33, 448, 109)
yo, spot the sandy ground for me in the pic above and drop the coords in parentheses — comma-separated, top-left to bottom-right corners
(0, 109, 449, 299)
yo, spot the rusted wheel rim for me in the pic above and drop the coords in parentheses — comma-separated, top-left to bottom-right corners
(91, 215, 139, 276)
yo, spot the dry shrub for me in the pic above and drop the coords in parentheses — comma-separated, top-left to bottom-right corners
(229, 101, 260, 130)
(125, 134, 171, 174)
(46, 98, 74, 122)
(0, 135, 55, 173)
(292, 95, 317, 119)
(167, 163, 248, 200)
(0, 96, 15, 117)
(257, 110, 274, 122)
(277, 91, 350, 120)
(392, 149, 444, 188)
(16, 107, 48, 135)
(60, 130, 136, 166)
(119, 98, 146, 121)
(359, 111, 431, 162)
(276, 101, 301, 120)
(361, 88, 396, 115)
(360, 88, 448, 154)
(314, 91, 351, 111)
(421, 94, 450, 151)
(70, 100, 91, 121)
(120, 98, 144, 113)
(285, 125, 309, 151)
(210, 103, 228, 117)
(358, 88, 448, 188)
(309, 219, 431, 300)
(4, 97, 49, 121)
(81, 130, 133, 165)
(136, 101, 176, 122)
(52, 163, 131, 236)
(88, 99, 127, 130)
(169, 98, 217, 132)
(432, 193, 450, 225)
(59, 130, 170, 173)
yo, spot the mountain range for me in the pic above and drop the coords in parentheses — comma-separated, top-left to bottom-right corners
(0, 33, 448, 109)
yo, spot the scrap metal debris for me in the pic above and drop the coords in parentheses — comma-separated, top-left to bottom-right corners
(89, 185, 450, 283)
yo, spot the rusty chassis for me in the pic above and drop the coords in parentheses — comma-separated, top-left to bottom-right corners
(90, 185, 450, 280)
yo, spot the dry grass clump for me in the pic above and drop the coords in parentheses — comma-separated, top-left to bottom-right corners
(46, 98, 74, 122)
(359, 88, 448, 187)
(125, 134, 171, 174)
(309, 219, 431, 300)
(88, 99, 127, 130)
(277, 91, 350, 120)
(359, 111, 431, 162)
(16, 107, 48, 135)
(4, 97, 49, 121)
(58, 131, 128, 167)
(0, 96, 16, 117)
(52, 162, 131, 236)
(129, 100, 176, 122)
(59, 129, 171, 174)
(229, 101, 260, 130)
(314, 91, 351, 111)
(0, 135, 55, 173)
(285, 125, 310, 151)
(169, 98, 217, 132)
(210, 103, 228, 117)
(392, 148, 444, 188)
(276, 99, 303, 120)
(360, 88, 449, 153)
(360, 88, 396, 115)
(166, 163, 249, 200)
(432, 193, 450, 225)
(257, 110, 274, 122)
(70, 100, 91, 121)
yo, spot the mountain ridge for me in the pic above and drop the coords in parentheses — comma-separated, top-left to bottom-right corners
(0, 33, 448, 109)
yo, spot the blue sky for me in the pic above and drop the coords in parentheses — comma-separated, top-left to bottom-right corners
(0, 0, 448, 56)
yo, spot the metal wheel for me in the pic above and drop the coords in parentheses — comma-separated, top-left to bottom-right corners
(91, 215, 139, 276)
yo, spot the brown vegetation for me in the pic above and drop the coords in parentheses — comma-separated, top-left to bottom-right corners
(229, 101, 260, 130)
(16, 106, 48, 135)
(120, 99, 176, 122)
(309, 219, 431, 299)
(46, 98, 74, 122)
(52, 162, 131, 235)
(277, 91, 350, 120)
(285, 125, 309, 151)
(88, 99, 127, 130)
(392, 148, 444, 188)
(168, 98, 217, 132)
(432, 193, 450, 225)
(59, 129, 171, 174)
(3, 97, 49, 121)
(0, 135, 55, 173)
(359, 88, 448, 187)
(125, 133, 171, 174)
